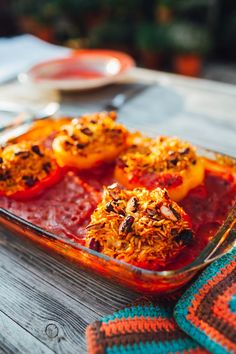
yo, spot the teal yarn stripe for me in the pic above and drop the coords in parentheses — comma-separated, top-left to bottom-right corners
(229, 295, 236, 313)
(106, 337, 199, 354)
(174, 247, 236, 354)
(102, 304, 172, 324)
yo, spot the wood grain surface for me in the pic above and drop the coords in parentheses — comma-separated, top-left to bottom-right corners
(0, 67, 236, 353)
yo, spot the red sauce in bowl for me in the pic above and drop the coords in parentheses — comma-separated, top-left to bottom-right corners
(0, 162, 235, 270)
(36, 68, 105, 81)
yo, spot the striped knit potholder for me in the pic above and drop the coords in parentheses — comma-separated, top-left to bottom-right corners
(174, 247, 236, 354)
(86, 294, 208, 354)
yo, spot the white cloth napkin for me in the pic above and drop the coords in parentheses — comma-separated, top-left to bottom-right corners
(0, 34, 71, 84)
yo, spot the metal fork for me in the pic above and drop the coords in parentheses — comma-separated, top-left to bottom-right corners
(102, 82, 155, 111)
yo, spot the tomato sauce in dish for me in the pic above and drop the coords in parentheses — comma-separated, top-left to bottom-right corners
(0, 172, 100, 241)
(77, 163, 115, 191)
(0, 161, 235, 270)
(166, 168, 236, 270)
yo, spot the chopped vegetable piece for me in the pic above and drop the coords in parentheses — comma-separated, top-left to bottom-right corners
(52, 111, 129, 169)
(85, 183, 193, 270)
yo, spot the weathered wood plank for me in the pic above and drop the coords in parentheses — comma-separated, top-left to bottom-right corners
(0, 229, 137, 313)
(0, 227, 137, 354)
(117, 82, 236, 155)
(0, 249, 86, 353)
(0, 310, 54, 354)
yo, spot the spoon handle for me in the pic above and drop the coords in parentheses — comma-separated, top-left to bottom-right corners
(0, 113, 32, 133)
(0, 102, 59, 133)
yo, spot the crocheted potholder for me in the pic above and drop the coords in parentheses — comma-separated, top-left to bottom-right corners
(174, 247, 236, 354)
(86, 296, 208, 354)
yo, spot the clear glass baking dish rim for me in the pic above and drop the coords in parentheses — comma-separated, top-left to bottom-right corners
(1, 201, 235, 278)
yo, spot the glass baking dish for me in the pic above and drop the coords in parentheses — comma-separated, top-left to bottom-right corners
(0, 124, 235, 294)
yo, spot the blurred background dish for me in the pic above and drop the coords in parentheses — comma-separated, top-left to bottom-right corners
(1, 0, 236, 82)
(18, 50, 135, 91)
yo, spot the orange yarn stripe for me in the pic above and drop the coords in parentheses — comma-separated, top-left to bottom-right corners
(86, 325, 103, 354)
(100, 316, 176, 337)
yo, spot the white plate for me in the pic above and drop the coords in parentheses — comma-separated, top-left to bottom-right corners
(18, 49, 135, 91)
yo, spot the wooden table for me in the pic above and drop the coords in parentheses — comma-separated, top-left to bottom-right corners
(0, 68, 236, 354)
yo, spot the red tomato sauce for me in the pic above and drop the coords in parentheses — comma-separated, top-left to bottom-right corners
(166, 169, 236, 270)
(0, 163, 235, 270)
(36, 68, 104, 81)
(131, 171, 183, 189)
(0, 172, 100, 242)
